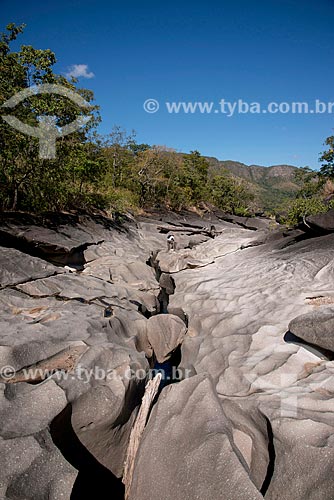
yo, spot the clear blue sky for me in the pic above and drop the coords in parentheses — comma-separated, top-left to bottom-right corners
(2, 0, 334, 168)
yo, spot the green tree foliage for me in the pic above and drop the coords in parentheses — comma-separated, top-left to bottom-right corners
(320, 136, 334, 178)
(0, 23, 101, 211)
(294, 166, 322, 198)
(100, 126, 137, 188)
(123, 146, 187, 209)
(283, 137, 334, 226)
(182, 150, 209, 204)
(284, 167, 323, 226)
(208, 173, 254, 215)
(286, 197, 330, 226)
(0, 22, 260, 217)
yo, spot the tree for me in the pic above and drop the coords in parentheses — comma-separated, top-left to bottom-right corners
(131, 147, 168, 207)
(320, 136, 334, 179)
(0, 22, 101, 211)
(282, 137, 334, 226)
(182, 150, 209, 204)
(209, 173, 254, 215)
(293, 166, 322, 199)
(285, 197, 330, 227)
(100, 126, 137, 188)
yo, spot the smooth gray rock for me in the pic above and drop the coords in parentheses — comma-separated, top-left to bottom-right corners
(0, 435, 42, 489)
(0, 247, 61, 288)
(83, 257, 159, 292)
(222, 399, 270, 490)
(135, 325, 153, 359)
(0, 212, 131, 266)
(2, 211, 334, 499)
(188, 233, 211, 248)
(16, 273, 159, 315)
(306, 209, 334, 232)
(289, 308, 334, 352)
(265, 417, 334, 500)
(216, 213, 273, 231)
(6, 436, 77, 500)
(0, 380, 67, 438)
(147, 314, 187, 363)
(159, 273, 175, 295)
(71, 344, 149, 477)
(0, 288, 109, 349)
(129, 375, 263, 500)
(167, 306, 187, 324)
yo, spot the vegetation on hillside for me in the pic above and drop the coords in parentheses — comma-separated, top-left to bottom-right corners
(1, 22, 334, 224)
(0, 23, 253, 215)
(207, 159, 301, 213)
(284, 162, 334, 226)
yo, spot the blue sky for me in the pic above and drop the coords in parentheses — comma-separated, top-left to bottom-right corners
(2, 0, 334, 168)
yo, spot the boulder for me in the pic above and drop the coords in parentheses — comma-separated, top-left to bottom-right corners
(159, 273, 175, 295)
(265, 417, 334, 500)
(146, 314, 187, 363)
(5, 432, 77, 500)
(289, 308, 334, 352)
(70, 345, 149, 477)
(306, 209, 334, 233)
(0, 380, 67, 438)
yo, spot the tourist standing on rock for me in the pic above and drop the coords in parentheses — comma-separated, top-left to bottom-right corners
(167, 234, 176, 251)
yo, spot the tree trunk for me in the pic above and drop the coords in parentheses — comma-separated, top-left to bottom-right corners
(122, 373, 162, 499)
(11, 184, 18, 211)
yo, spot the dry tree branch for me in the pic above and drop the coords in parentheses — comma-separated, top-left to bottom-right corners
(122, 373, 162, 500)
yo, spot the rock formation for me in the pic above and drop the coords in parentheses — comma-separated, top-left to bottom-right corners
(1, 210, 334, 499)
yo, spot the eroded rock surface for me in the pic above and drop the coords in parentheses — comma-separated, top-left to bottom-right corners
(129, 375, 264, 500)
(1, 211, 334, 499)
(0, 247, 62, 288)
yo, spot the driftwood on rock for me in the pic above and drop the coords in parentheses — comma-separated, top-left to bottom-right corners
(122, 373, 162, 500)
(157, 225, 220, 237)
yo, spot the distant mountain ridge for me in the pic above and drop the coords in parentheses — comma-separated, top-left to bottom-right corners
(206, 157, 301, 212)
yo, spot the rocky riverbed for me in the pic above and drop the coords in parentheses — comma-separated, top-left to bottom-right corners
(1, 209, 334, 499)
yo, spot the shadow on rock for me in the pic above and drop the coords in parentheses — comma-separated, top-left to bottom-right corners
(284, 331, 334, 360)
(50, 404, 125, 500)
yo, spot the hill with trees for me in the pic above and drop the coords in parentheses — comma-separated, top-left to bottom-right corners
(1, 22, 334, 225)
(206, 158, 301, 212)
